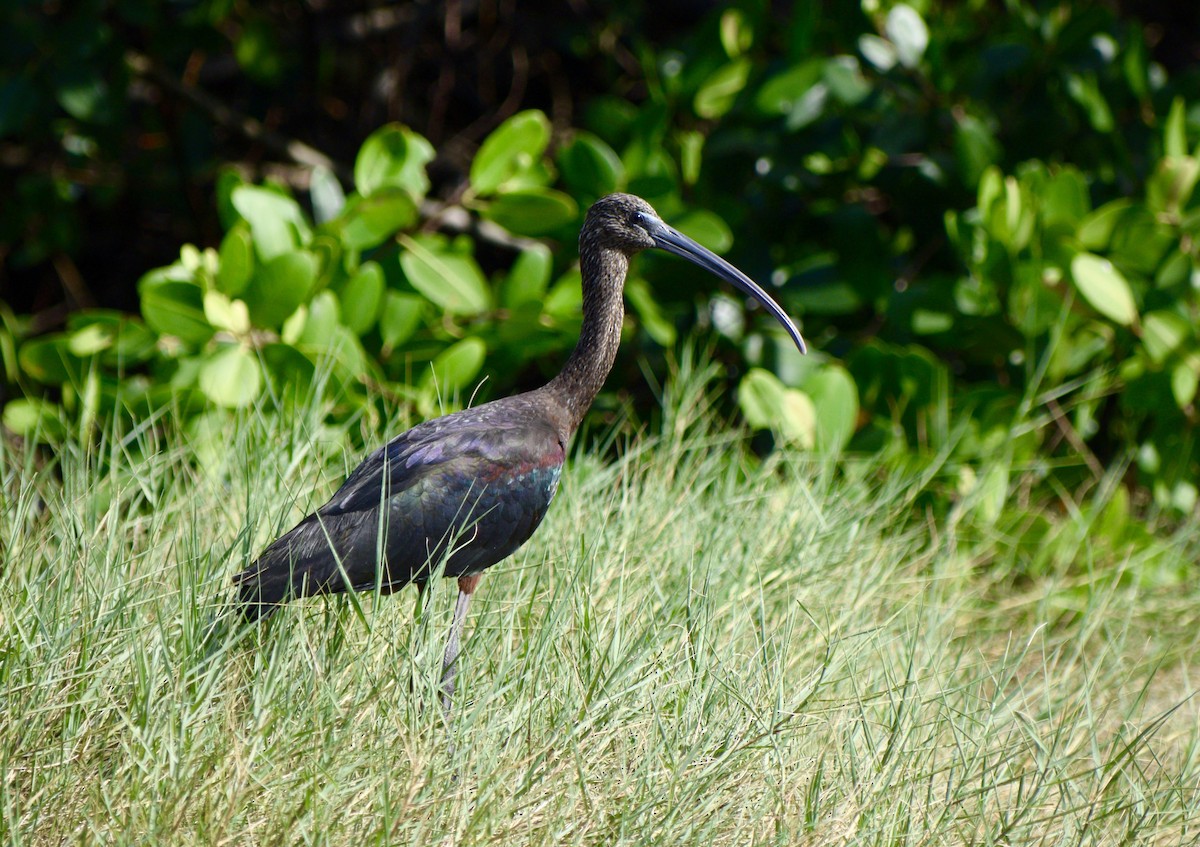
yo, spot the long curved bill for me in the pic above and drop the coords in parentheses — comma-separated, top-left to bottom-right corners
(646, 219, 807, 355)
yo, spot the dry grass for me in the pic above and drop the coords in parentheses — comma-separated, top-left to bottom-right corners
(1, 371, 1197, 845)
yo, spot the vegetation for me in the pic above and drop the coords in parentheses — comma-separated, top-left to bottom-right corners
(2, 365, 1197, 844)
(2, 2, 1199, 842)
(4, 2, 1200, 521)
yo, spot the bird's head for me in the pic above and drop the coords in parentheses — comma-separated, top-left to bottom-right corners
(582, 193, 662, 253)
(583, 193, 807, 355)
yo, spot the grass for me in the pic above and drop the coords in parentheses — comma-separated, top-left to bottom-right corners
(1, 364, 1198, 846)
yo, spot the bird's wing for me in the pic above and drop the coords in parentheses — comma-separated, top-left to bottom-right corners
(236, 410, 564, 614)
(319, 411, 563, 518)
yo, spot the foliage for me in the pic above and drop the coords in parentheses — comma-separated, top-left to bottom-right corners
(1, 113, 840, 448)
(4, 1, 1200, 526)
(1, 371, 1197, 844)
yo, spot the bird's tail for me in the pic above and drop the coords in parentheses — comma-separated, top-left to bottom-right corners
(233, 515, 346, 620)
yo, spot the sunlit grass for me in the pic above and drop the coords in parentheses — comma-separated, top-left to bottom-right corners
(2, 364, 1197, 845)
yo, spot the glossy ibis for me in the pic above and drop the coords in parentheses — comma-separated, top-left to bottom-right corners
(235, 193, 806, 709)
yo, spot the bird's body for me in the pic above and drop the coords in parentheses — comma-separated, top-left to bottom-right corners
(235, 193, 806, 708)
(237, 392, 567, 613)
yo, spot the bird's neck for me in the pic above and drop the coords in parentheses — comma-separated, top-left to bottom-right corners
(543, 245, 628, 435)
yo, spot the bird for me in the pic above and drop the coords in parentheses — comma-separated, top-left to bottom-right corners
(234, 193, 807, 711)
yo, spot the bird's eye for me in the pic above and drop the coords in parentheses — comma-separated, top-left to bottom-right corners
(631, 211, 649, 228)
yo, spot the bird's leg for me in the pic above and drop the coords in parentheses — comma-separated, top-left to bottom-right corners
(440, 574, 481, 716)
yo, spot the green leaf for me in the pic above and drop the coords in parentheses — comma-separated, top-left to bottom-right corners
(885, 4, 928, 68)
(310, 165, 345, 224)
(67, 323, 111, 356)
(912, 309, 953, 334)
(558, 132, 624, 198)
(57, 75, 108, 122)
(822, 56, 870, 105)
(337, 189, 419, 250)
(481, 189, 578, 237)
(544, 270, 583, 321)
(1039, 166, 1090, 229)
(470, 110, 551, 197)
(380, 292, 424, 352)
(354, 123, 434, 198)
(679, 130, 704, 185)
(1146, 156, 1200, 217)
(1078, 199, 1134, 250)
(203, 291, 250, 335)
(420, 337, 487, 399)
(694, 58, 751, 119)
(719, 8, 752, 57)
(803, 366, 859, 452)
(954, 115, 999, 187)
(1142, 311, 1190, 364)
(216, 225, 254, 297)
(625, 278, 676, 346)
(18, 336, 75, 384)
(758, 58, 825, 116)
(199, 345, 262, 408)
(296, 290, 340, 349)
(1066, 73, 1114, 133)
(1171, 361, 1198, 408)
(231, 185, 311, 260)
(139, 271, 213, 345)
(242, 250, 320, 329)
(673, 210, 733, 253)
(1164, 97, 1188, 158)
(738, 368, 816, 447)
(501, 244, 553, 309)
(339, 261, 384, 335)
(2, 398, 64, 441)
(399, 237, 492, 316)
(1070, 253, 1138, 326)
(858, 34, 897, 71)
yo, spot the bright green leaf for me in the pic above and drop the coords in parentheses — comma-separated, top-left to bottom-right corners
(1172, 361, 1198, 408)
(1165, 97, 1188, 158)
(399, 237, 492, 316)
(2, 397, 64, 441)
(694, 58, 751, 119)
(470, 110, 551, 197)
(297, 290, 340, 348)
(481, 188, 578, 237)
(803, 366, 859, 452)
(339, 261, 384, 335)
(558, 132, 624, 198)
(216, 225, 254, 297)
(626, 278, 676, 346)
(501, 244, 553, 309)
(338, 189, 419, 250)
(242, 250, 320, 329)
(738, 368, 786, 431)
(199, 345, 262, 408)
(885, 4, 928, 68)
(380, 292, 425, 352)
(67, 324, 111, 356)
(1078, 199, 1134, 250)
(310, 165, 345, 223)
(1142, 311, 1190, 363)
(420, 337, 487, 399)
(1070, 253, 1138, 326)
(354, 123, 434, 198)
(139, 272, 213, 345)
(755, 60, 824, 117)
(231, 185, 311, 260)
(673, 210, 733, 254)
